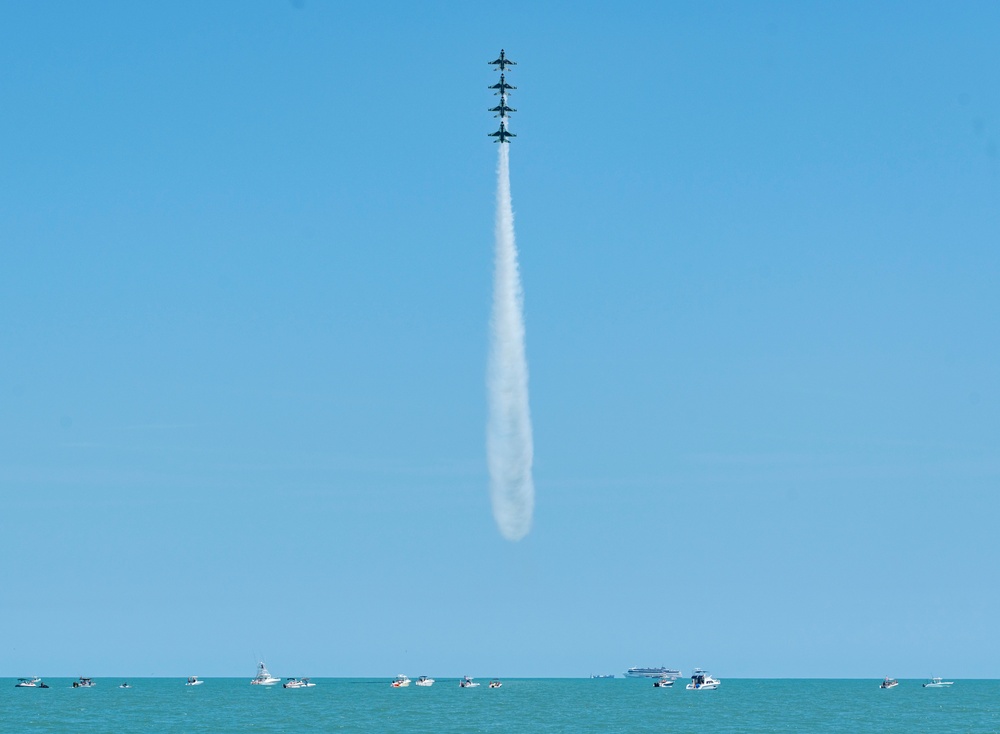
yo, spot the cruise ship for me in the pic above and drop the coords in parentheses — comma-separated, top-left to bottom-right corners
(625, 667, 681, 679)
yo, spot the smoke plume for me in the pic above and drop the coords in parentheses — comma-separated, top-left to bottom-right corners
(487, 144, 535, 541)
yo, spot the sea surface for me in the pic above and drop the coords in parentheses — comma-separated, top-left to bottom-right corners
(3, 678, 999, 733)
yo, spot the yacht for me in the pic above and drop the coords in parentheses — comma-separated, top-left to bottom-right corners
(186, 676, 204, 686)
(390, 675, 411, 688)
(251, 662, 281, 686)
(880, 677, 899, 689)
(653, 676, 674, 688)
(686, 669, 721, 690)
(626, 667, 681, 679)
(15, 677, 43, 688)
(73, 677, 96, 688)
(922, 677, 953, 688)
(415, 676, 435, 687)
(459, 676, 480, 688)
(283, 678, 316, 688)
(488, 679, 503, 688)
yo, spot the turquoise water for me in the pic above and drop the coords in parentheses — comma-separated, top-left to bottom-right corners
(3, 678, 999, 733)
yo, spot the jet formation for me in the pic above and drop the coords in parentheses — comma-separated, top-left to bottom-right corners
(488, 49, 517, 144)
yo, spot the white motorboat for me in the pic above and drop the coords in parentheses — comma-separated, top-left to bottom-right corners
(653, 677, 674, 688)
(415, 676, 435, 687)
(923, 677, 953, 688)
(15, 677, 42, 688)
(459, 676, 480, 688)
(880, 677, 898, 689)
(186, 676, 204, 686)
(73, 677, 96, 688)
(283, 677, 316, 688)
(391, 675, 411, 688)
(251, 662, 281, 686)
(488, 679, 503, 688)
(686, 669, 720, 690)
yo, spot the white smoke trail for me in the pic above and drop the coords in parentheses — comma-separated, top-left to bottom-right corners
(487, 143, 535, 542)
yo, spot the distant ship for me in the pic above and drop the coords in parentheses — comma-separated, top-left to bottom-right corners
(625, 667, 681, 679)
(590, 674, 615, 679)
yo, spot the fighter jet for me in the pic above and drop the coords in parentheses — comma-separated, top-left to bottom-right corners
(488, 121, 516, 143)
(488, 74, 516, 95)
(488, 49, 517, 71)
(489, 98, 517, 118)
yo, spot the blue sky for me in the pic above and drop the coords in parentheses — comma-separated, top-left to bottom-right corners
(2, 1, 999, 678)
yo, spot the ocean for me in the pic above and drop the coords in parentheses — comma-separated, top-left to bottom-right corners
(3, 677, 998, 733)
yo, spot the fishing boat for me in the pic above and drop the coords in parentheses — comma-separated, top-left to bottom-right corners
(488, 679, 503, 688)
(923, 677, 953, 688)
(251, 662, 280, 686)
(14, 678, 43, 688)
(72, 678, 96, 688)
(653, 676, 674, 688)
(283, 678, 315, 688)
(415, 676, 435, 687)
(880, 677, 899, 689)
(686, 669, 720, 690)
(390, 675, 411, 688)
(459, 676, 480, 688)
(186, 676, 204, 686)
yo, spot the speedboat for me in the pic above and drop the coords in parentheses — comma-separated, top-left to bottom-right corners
(283, 677, 316, 688)
(686, 669, 720, 690)
(923, 677, 953, 688)
(186, 676, 204, 686)
(119, 682, 132, 689)
(251, 662, 281, 686)
(880, 677, 898, 689)
(653, 676, 674, 688)
(73, 677, 96, 688)
(415, 676, 435, 687)
(391, 675, 411, 688)
(488, 679, 503, 688)
(459, 676, 480, 688)
(15, 677, 42, 688)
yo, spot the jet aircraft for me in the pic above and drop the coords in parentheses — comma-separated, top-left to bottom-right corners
(488, 49, 517, 71)
(489, 99, 517, 118)
(488, 74, 516, 95)
(488, 121, 516, 143)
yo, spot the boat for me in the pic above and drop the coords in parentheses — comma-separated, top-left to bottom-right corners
(880, 677, 899, 689)
(590, 674, 615, 679)
(283, 677, 316, 688)
(626, 666, 681, 679)
(250, 662, 281, 686)
(923, 677, 954, 688)
(459, 676, 480, 688)
(185, 676, 204, 686)
(653, 676, 674, 688)
(390, 675, 411, 688)
(488, 679, 503, 688)
(686, 669, 721, 690)
(72, 677, 96, 688)
(415, 676, 435, 687)
(15, 677, 43, 688)
(119, 682, 132, 689)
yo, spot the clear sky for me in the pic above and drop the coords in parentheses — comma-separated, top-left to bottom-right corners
(2, 1, 999, 679)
